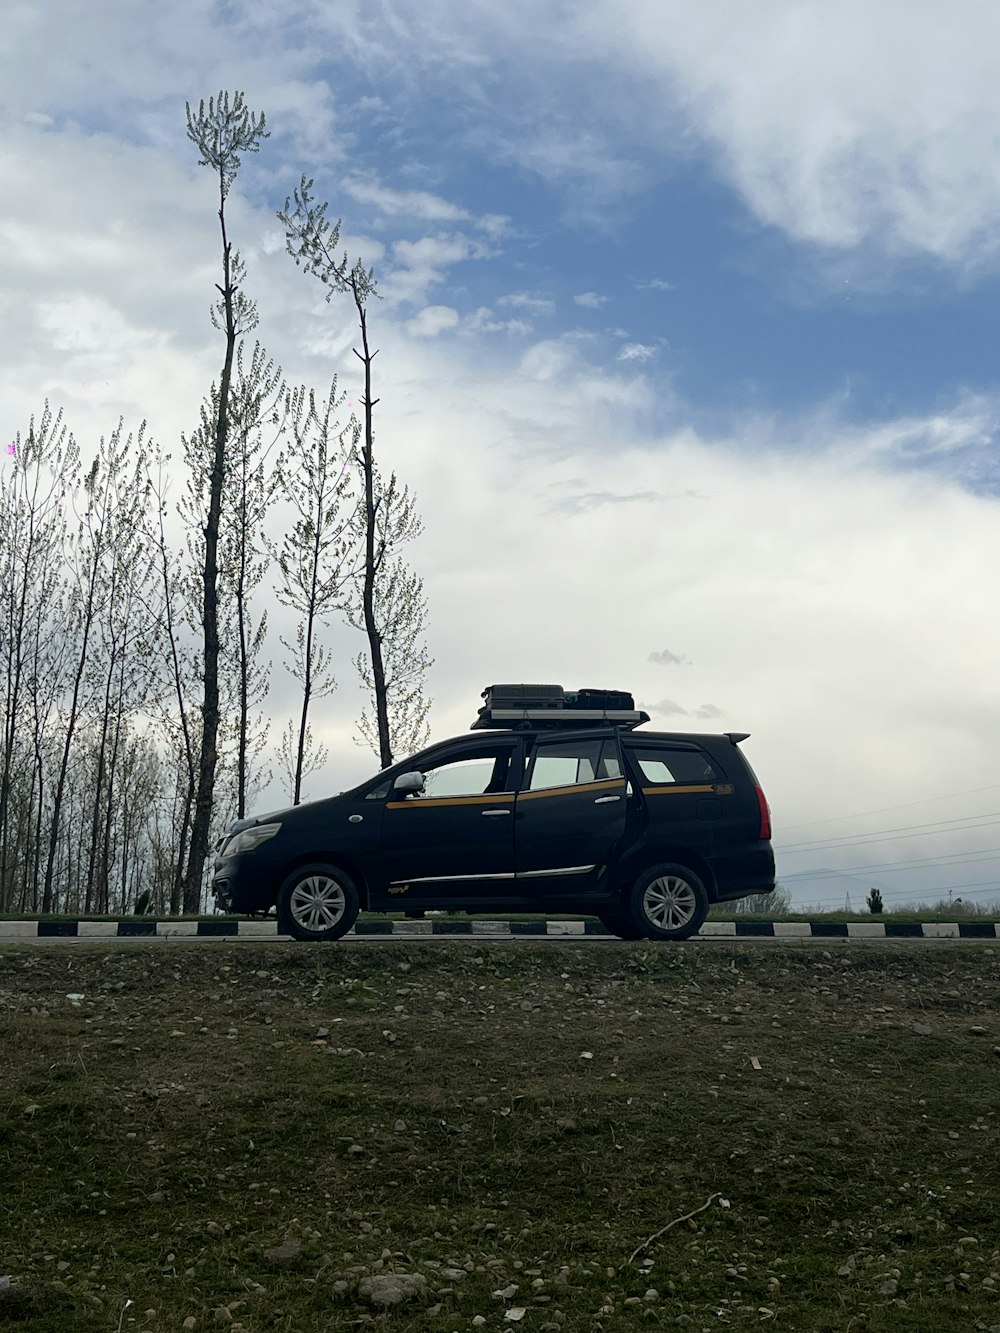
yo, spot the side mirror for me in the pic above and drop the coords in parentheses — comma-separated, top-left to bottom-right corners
(393, 771, 425, 795)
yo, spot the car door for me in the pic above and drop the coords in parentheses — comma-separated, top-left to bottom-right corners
(620, 740, 727, 860)
(514, 730, 627, 903)
(375, 739, 520, 907)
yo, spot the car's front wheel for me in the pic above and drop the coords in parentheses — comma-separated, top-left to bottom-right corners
(277, 864, 360, 941)
(625, 863, 709, 941)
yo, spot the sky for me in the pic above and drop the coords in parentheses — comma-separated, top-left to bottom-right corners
(3, 0, 1000, 911)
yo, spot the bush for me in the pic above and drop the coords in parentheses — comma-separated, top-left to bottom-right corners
(729, 885, 792, 915)
(866, 888, 884, 914)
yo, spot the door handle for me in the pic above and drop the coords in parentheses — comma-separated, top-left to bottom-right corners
(594, 795, 621, 805)
(482, 808, 512, 817)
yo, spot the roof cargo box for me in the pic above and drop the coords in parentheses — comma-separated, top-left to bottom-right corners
(567, 688, 635, 711)
(481, 683, 565, 710)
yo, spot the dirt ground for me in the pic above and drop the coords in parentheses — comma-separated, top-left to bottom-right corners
(1, 940, 998, 1332)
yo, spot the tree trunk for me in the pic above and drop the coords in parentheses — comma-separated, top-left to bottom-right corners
(185, 188, 237, 910)
(353, 291, 392, 768)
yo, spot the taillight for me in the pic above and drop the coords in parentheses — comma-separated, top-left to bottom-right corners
(755, 785, 772, 840)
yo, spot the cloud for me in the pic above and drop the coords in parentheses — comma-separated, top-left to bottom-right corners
(573, 291, 607, 309)
(465, 307, 533, 335)
(597, 0, 1000, 270)
(642, 699, 689, 717)
(342, 174, 510, 237)
(387, 231, 497, 306)
(692, 703, 724, 720)
(618, 342, 657, 362)
(648, 649, 690, 666)
(404, 305, 460, 337)
(636, 277, 675, 292)
(499, 291, 555, 315)
(550, 489, 660, 516)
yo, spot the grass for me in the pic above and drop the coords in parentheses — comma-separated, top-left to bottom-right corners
(1, 942, 999, 1331)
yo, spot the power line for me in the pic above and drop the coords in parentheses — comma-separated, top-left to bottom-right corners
(778, 782, 1000, 832)
(779, 847, 1000, 881)
(776, 811, 1000, 854)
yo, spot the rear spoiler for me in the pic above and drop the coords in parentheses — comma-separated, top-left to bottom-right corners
(725, 732, 750, 745)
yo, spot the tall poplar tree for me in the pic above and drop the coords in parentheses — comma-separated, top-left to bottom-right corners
(182, 91, 269, 908)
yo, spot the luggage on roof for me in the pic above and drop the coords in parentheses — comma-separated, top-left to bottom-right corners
(473, 683, 648, 730)
(566, 688, 635, 711)
(481, 683, 565, 711)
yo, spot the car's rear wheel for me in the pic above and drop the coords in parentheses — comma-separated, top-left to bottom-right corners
(626, 863, 709, 941)
(277, 864, 360, 941)
(596, 910, 647, 940)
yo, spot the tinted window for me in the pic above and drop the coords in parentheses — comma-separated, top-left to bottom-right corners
(528, 738, 619, 791)
(629, 746, 719, 785)
(416, 748, 513, 798)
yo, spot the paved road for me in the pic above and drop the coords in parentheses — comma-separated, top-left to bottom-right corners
(2, 932, 997, 949)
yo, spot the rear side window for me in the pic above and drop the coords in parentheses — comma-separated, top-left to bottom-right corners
(527, 738, 620, 791)
(628, 746, 720, 785)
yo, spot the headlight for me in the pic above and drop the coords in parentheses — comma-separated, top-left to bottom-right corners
(223, 822, 282, 857)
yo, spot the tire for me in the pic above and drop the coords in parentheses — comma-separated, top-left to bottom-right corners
(597, 910, 647, 941)
(276, 863, 360, 941)
(625, 863, 709, 941)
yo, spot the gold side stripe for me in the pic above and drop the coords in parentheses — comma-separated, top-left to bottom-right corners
(386, 792, 516, 809)
(641, 783, 733, 796)
(518, 778, 625, 802)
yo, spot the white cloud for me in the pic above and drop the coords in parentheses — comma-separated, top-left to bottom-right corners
(618, 342, 656, 362)
(637, 277, 675, 292)
(573, 291, 607, 309)
(499, 291, 555, 315)
(649, 649, 690, 666)
(387, 232, 496, 306)
(404, 304, 460, 337)
(342, 174, 510, 237)
(598, 0, 1000, 268)
(465, 307, 533, 335)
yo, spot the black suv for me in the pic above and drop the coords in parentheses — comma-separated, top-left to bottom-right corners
(213, 685, 774, 942)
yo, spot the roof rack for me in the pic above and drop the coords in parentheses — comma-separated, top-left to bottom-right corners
(471, 683, 650, 731)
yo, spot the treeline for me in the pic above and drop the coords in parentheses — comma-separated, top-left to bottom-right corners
(0, 93, 431, 918)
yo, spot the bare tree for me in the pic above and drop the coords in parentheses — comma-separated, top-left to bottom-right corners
(270, 379, 358, 803)
(182, 90, 269, 909)
(278, 176, 431, 767)
(347, 466, 432, 762)
(212, 342, 287, 817)
(0, 404, 77, 909)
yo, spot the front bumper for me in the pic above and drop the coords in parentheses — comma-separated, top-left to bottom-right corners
(212, 853, 282, 915)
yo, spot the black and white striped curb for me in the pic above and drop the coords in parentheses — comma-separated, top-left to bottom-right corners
(1, 919, 998, 939)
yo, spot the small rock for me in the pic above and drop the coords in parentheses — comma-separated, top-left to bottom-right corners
(969, 1025, 987, 1035)
(183, 1319, 197, 1330)
(147, 1191, 166, 1204)
(505, 1310, 527, 1322)
(393, 1120, 407, 1133)
(440, 1268, 466, 1282)
(264, 1239, 301, 1266)
(911, 1023, 932, 1036)
(878, 1278, 898, 1296)
(357, 1273, 427, 1307)
(205, 1222, 224, 1236)
(472, 1318, 487, 1328)
(213, 1308, 232, 1324)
